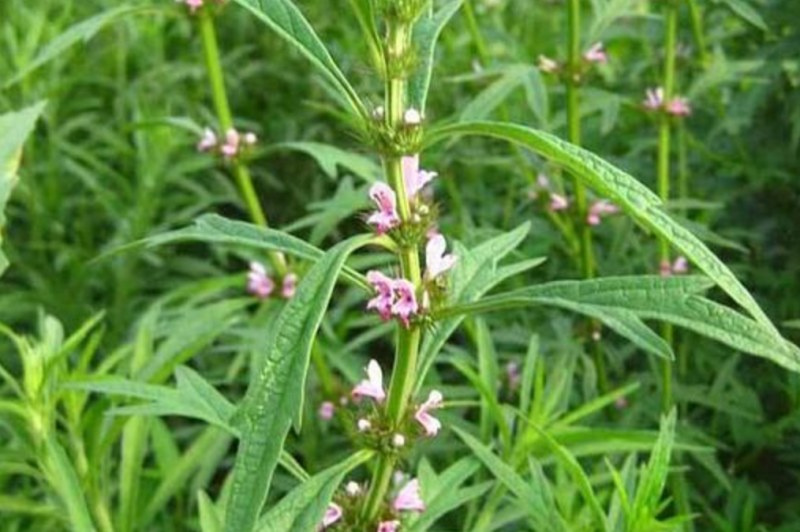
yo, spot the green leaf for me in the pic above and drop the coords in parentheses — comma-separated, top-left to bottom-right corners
(425, 122, 781, 336)
(629, 410, 677, 529)
(716, 0, 768, 31)
(255, 451, 372, 532)
(460, 65, 542, 123)
(224, 235, 371, 532)
(270, 142, 380, 182)
(232, 0, 367, 118)
(198, 491, 224, 532)
(0, 101, 46, 276)
(415, 223, 542, 390)
(408, 0, 465, 111)
(439, 275, 800, 371)
(139, 214, 369, 290)
(43, 435, 98, 532)
(4, 7, 150, 88)
(454, 427, 566, 532)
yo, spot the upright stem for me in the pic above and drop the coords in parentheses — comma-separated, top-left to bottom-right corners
(198, 9, 287, 274)
(566, 0, 607, 392)
(658, 1, 678, 414)
(362, 21, 423, 523)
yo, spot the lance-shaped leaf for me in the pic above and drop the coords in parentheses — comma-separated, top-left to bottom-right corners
(139, 214, 369, 290)
(255, 451, 372, 532)
(424, 121, 780, 337)
(233, 0, 367, 119)
(408, 0, 465, 111)
(0, 102, 46, 276)
(414, 223, 544, 390)
(223, 235, 371, 532)
(437, 276, 800, 372)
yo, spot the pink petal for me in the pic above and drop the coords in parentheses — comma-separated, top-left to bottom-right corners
(322, 503, 343, 528)
(352, 359, 386, 402)
(425, 234, 457, 280)
(377, 520, 401, 532)
(393, 479, 426, 512)
(391, 279, 418, 327)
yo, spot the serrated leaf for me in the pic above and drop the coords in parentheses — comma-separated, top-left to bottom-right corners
(224, 235, 371, 532)
(425, 122, 781, 339)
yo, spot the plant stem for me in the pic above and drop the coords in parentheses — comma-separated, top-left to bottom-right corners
(565, 0, 607, 392)
(362, 20, 423, 524)
(198, 9, 287, 275)
(658, 1, 678, 414)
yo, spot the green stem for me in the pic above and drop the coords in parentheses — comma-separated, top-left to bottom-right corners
(658, 1, 678, 414)
(566, 0, 606, 392)
(198, 9, 287, 275)
(362, 21, 423, 524)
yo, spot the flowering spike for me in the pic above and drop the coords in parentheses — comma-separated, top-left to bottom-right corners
(414, 390, 443, 437)
(352, 359, 386, 403)
(247, 261, 275, 299)
(393, 479, 426, 512)
(425, 234, 457, 280)
(667, 96, 692, 117)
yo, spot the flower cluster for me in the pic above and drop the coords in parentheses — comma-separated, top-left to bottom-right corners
(538, 41, 608, 78)
(175, 0, 225, 14)
(366, 153, 437, 235)
(246, 262, 298, 300)
(321, 477, 426, 531)
(369, 107, 425, 155)
(197, 127, 258, 159)
(643, 88, 692, 117)
(659, 256, 689, 277)
(528, 174, 620, 226)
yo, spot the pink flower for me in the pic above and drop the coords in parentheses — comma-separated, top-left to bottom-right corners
(667, 96, 691, 117)
(367, 270, 395, 321)
(586, 200, 620, 226)
(584, 42, 608, 64)
(281, 273, 298, 299)
(402, 155, 437, 199)
(367, 182, 400, 234)
(247, 261, 274, 299)
(391, 279, 419, 328)
(414, 390, 443, 437)
(644, 87, 665, 111)
(378, 521, 401, 532)
(352, 359, 386, 403)
(322, 503, 343, 528)
(179, 0, 205, 13)
(425, 234, 457, 280)
(550, 193, 569, 212)
(672, 256, 689, 274)
(197, 127, 218, 152)
(393, 479, 426, 512)
(319, 401, 335, 421)
(538, 55, 559, 74)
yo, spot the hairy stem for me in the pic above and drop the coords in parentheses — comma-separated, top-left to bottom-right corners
(362, 20, 423, 523)
(198, 9, 287, 274)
